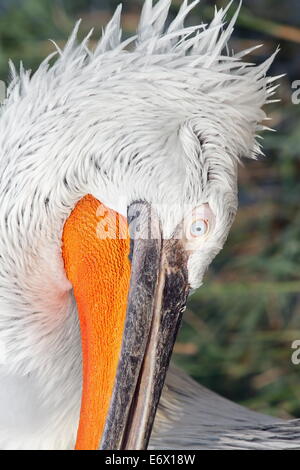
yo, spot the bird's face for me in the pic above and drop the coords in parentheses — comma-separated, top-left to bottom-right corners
(62, 147, 238, 450)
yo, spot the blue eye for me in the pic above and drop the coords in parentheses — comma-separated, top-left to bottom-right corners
(190, 219, 209, 238)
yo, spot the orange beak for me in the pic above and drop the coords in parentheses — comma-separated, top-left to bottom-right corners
(62, 195, 130, 450)
(62, 195, 190, 450)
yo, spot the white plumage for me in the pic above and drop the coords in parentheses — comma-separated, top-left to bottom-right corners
(0, 0, 279, 449)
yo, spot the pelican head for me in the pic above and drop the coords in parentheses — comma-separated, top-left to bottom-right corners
(0, 0, 277, 450)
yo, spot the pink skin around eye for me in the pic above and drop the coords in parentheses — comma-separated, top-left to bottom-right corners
(194, 203, 215, 225)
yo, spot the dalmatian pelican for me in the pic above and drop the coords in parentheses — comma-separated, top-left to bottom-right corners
(1, 0, 298, 450)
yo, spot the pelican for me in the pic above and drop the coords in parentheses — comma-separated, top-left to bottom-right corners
(0, 0, 297, 451)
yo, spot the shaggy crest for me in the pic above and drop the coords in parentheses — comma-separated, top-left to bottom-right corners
(6, 0, 278, 156)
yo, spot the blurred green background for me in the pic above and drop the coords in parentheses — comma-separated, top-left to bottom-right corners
(0, 0, 299, 419)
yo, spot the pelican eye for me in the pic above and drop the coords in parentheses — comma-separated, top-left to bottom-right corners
(183, 203, 215, 246)
(190, 219, 209, 238)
